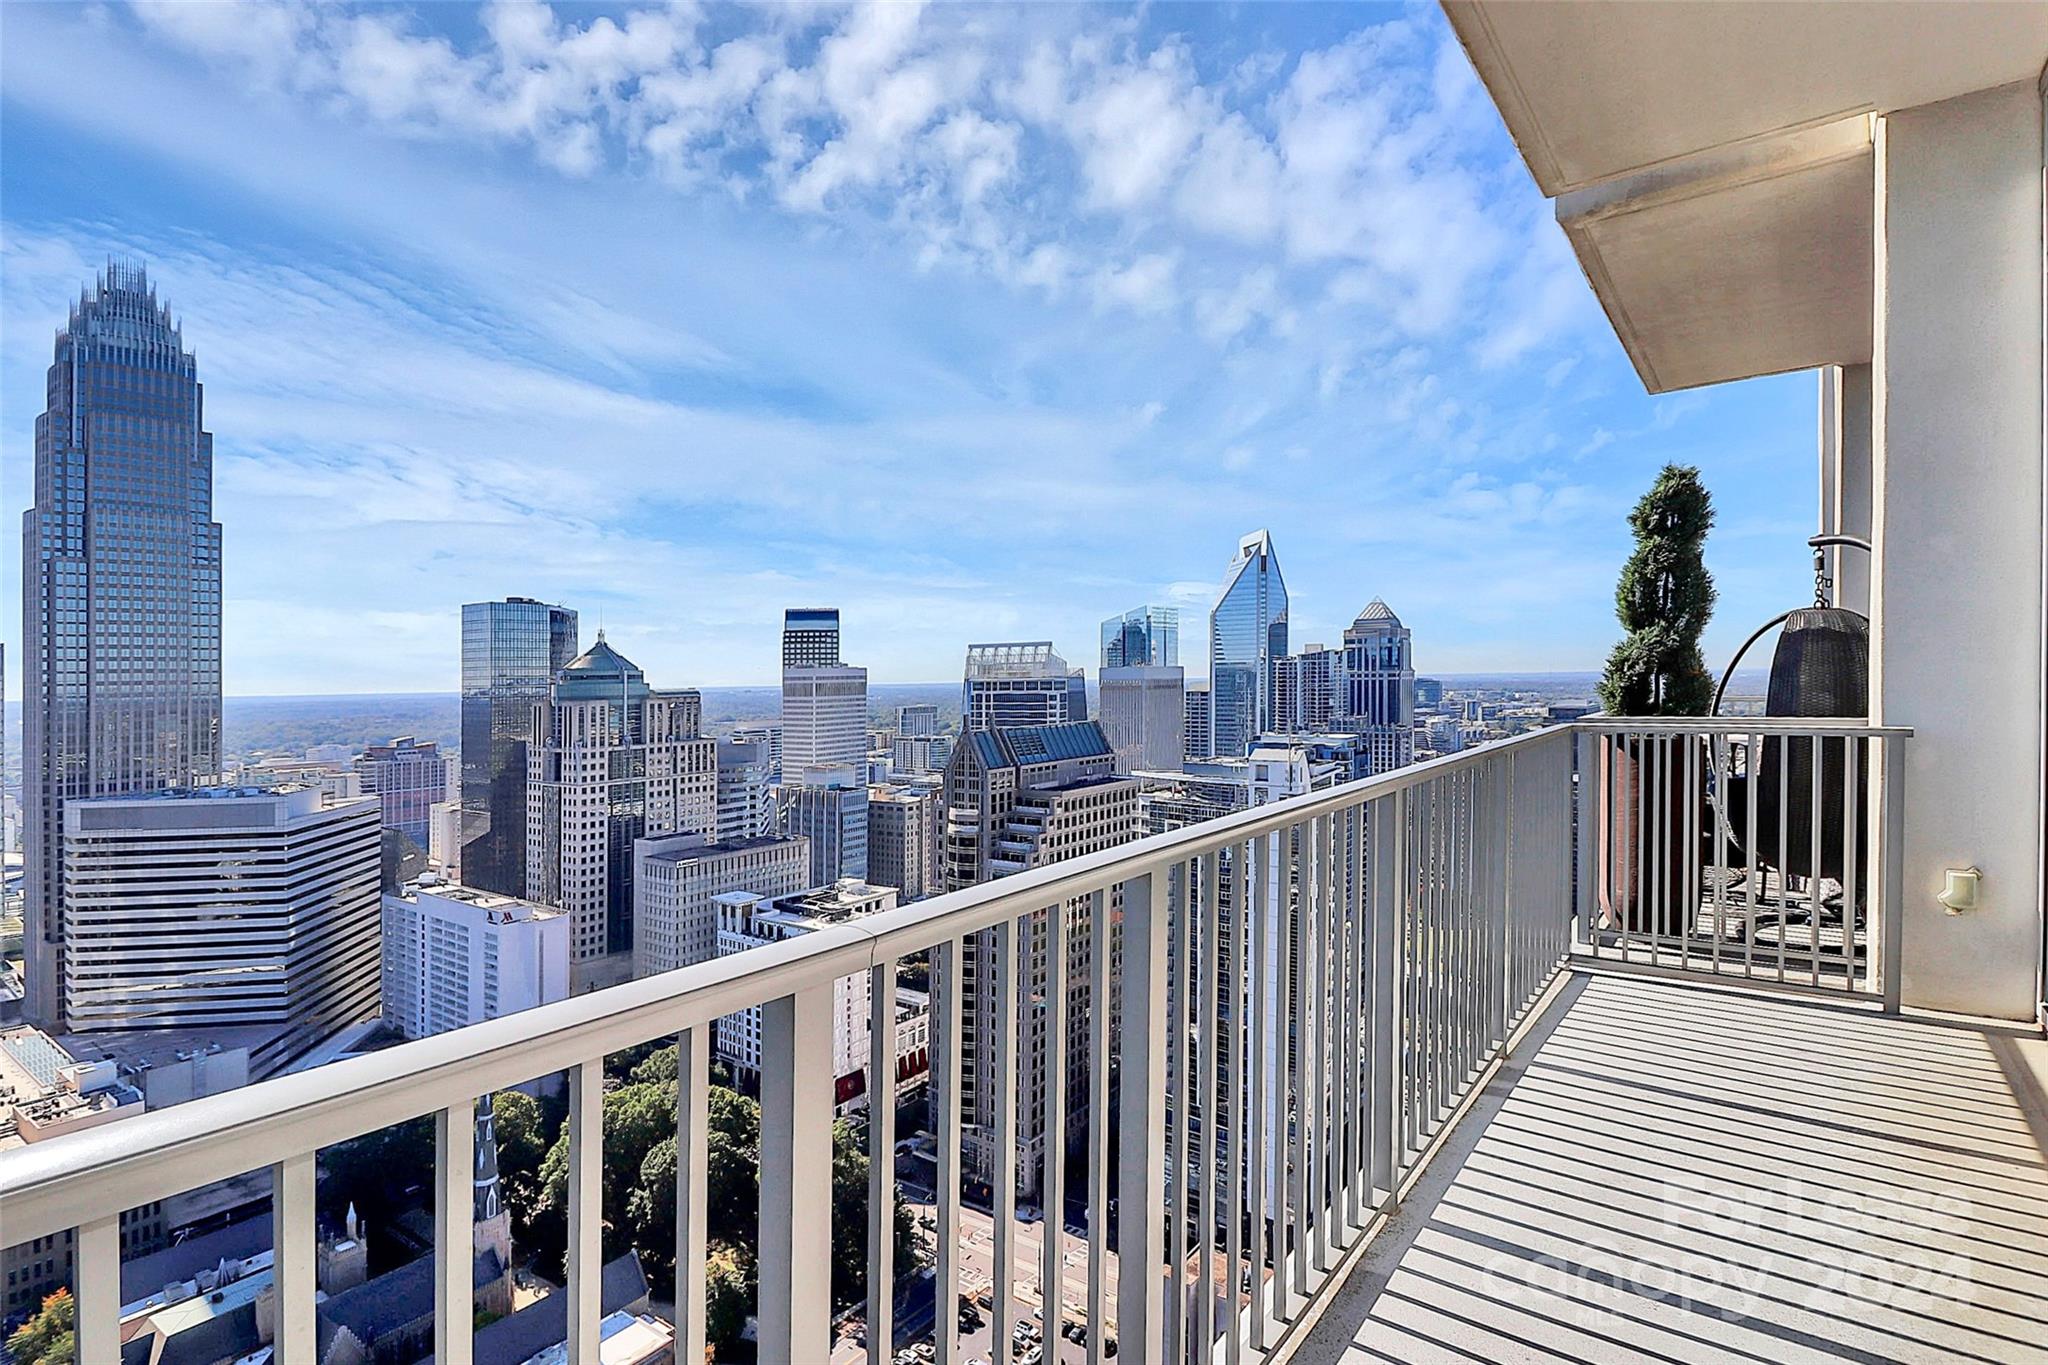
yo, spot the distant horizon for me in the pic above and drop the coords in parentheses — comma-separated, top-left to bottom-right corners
(214, 669, 1623, 702)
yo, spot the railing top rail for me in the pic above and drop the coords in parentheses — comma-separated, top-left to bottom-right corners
(0, 719, 1562, 1240)
(1574, 716, 1912, 737)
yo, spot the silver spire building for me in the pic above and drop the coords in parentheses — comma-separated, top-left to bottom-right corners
(1207, 529, 1287, 757)
(20, 263, 223, 1028)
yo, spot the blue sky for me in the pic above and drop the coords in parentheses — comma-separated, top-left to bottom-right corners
(1, 1, 1816, 696)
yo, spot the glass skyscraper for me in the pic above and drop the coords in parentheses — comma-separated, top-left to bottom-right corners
(1100, 604, 1180, 668)
(460, 597, 579, 896)
(1207, 529, 1288, 757)
(20, 263, 223, 1028)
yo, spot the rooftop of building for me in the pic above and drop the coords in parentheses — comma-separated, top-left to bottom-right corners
(1026, 773, 1138, 798)
(390, 878, 562, 920)
(770, 878, 900, 923)
(639, 833, 806, 864)
(969, 719, 1113, 770)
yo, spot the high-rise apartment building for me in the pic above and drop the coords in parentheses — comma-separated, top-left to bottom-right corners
(941, 721, 1141, 1194)
(715, 734, 779, 842)
(780, 767, 870, 888)
(1100, 605, 1180, 669)
(712, 880, 898, 1111)
(1098, 665, 1187, 774)
(632, 833, 811, 975)
(1272, 645, 1342, 736)
(1184, 682, 1213, 760)
(460, 598, 579, 898)
(21, 264, 223, 1029)
(353, 736, 448, 847)
(1339, 598, 1417, 775)
(898, 703, 939, 737)
(526, 634, 716, 992)
(866, 780, 942, 900)
(1208, 530, 1288, 758)
(961, 642, 1087, 732)
(380, 882, 569, 1040)
(61, 787, 381, 1076)
(781, 607, 843, 668)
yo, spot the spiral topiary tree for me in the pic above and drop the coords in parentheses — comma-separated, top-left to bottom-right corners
(1599, 464, 1717, 716)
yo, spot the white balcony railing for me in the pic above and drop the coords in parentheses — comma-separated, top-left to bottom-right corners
(0, 718, 1909, 1364)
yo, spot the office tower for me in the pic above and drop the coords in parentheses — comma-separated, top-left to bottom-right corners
(20, 263, 223, 1030)
(729, 724, 783, 780)
(716, 734, 779, 842)
(1208, 529, 1288, 758)
(1100, 604, 1180, 669)
(353, 736, 448, 846)
(867, 781, 942, 900)
(61, 786, 381, 1076)
(780, 766, 871, 888)
(781, 607, 843, 668)
(890, 731, 951, 777)
(1098, 665, 1187, 773)
(898, 703, 939, 737)
(941, 721, 1141, 1195)
(1184, 682, 1213, 760)
(961, 642, 1087, 732)
(632, 833, 811, 975)
(1415, 676, 1445, 710)
(526, 633, 717, 992)
(713, 880, 898, 1111)
(1339, 598, 1417, 775)
(380, 883, 569, 1040)
(460, 598, 579, 898)
(780, 605, 868, 780)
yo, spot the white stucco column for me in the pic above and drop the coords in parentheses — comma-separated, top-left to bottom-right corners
(1818, 363, 1874, 616)
(1870, 78, 2046, 1020)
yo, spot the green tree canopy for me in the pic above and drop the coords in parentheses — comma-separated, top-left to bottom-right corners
(6, 1289, 75, 1365)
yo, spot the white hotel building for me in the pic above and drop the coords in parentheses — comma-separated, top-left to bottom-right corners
(380, 881, 569, 1041)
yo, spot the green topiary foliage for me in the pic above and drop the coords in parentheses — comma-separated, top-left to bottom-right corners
(1598, 464, 1717, 716)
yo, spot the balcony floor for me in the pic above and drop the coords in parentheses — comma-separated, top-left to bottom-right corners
(1299, 970, 2048, 1364)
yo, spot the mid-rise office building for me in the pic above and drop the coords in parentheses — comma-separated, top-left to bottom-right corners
(428, 799, 464, 872)
(21, 263, 223, 1030)
(961, 642, 1087, 732)
(1100, 604, 1180, 669)
(1184, 683, 1213, 760)
(1339, 598, 1417, 775)
(942, 722, 1141, 1195)
(632, 833, 811, 976)
(1208, 529, 1288, 757)
(1098, 664, 1186, 774)
(867, 781, 942, 901)
(526, 634, 716, 992)
(61, 787, 381, 1076)
(716, 734, 779, 842)
(898, 703, 940, 737)
(780, 767, 870, 888)
(1415, 676, 1445, 711)
(890, 730, 952, 777)
(729, 724, 782, 780)
(461, 598, 579, 898)
(354, 736, 448, 847)
(713, 879, 898, 1111)
(380, 882, 569, 1040)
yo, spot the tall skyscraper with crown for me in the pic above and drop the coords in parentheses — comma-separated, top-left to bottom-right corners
(20, 263, 222, 1027)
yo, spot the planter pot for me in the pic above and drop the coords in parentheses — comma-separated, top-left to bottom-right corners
(1599, 733, 1694, 939)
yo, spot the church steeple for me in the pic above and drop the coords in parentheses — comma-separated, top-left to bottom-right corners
(473, 1094, 513, 1271)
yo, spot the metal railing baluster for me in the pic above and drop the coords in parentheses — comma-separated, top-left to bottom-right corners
(867, 965, 897, 1364)
(435, 1097, 476, 1365)
(567, 1057, 604, 1365)
(758, 986, 834, 1365)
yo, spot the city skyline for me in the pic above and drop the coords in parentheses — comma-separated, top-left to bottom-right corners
(1, 3, 1816, 701)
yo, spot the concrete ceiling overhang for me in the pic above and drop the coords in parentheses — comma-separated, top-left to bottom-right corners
(1442, 0, 2048, 393)
(1557, 116, 1874, 394)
